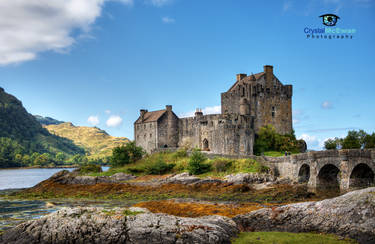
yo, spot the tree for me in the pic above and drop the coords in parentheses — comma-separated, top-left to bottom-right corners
(22, 155, 31, 166)
(55, 152, 66, 163)
(364, 133, 375, 149)
(110, 142, 145, 167)
(325, 138, 338, 150)
(34, 153, 50, 166)
(342, 130, 362, 149)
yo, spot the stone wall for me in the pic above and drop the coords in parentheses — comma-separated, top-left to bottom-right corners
(157, 111, 179, 149)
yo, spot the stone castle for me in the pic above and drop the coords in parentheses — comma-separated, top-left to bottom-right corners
(134, 65, 293, 155)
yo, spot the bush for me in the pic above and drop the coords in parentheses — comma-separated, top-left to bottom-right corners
(211, 158, 233, 173)
(79, 163, 102, 174)
(111, 142, 145, 167)
(146, 158, 175, 175)
(187, 151, 211, 175)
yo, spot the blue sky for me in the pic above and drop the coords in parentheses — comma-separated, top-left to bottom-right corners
(0, 0, 374, 150)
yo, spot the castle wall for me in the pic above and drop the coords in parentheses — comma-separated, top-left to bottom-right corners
(179, 114, 254, 155)
(134, 121, 158, 153)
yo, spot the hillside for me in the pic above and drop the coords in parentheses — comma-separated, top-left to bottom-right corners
(44, 122, 129, 159)
(0, 87, 85, 167)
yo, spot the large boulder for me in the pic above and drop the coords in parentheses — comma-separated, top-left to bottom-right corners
(233, 187, 375, 244)
(1, 207, 238, 244)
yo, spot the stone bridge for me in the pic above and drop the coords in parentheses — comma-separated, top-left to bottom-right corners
(263, 149, 375, 192)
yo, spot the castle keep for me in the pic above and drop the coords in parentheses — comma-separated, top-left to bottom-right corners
(134, 65, 293, 155)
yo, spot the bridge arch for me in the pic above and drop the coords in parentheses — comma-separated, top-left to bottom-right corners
(317, 164, 340, 193)
(349, 163, 374, 189)
(298, 164, 310, 183)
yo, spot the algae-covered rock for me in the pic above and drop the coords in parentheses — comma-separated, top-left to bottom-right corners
(0, 207, 238, 244)
(233, 187, 375, 244)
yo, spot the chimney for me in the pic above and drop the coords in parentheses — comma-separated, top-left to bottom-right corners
(140, 109, 147, 122)
(166, 105, 172, 112)
(195, 108, 203, 117)
(264, 65, 273, 87)
(236, 73, 247, 82)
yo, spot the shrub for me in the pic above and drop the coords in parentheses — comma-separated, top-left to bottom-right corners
(172, 148, 188, 159)
(187, 151, 211, 175)
(211, 158, 233, 173)
(79, 163, 102, 174)
(146, 157, 175, 175)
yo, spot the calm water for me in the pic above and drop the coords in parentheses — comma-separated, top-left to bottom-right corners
(0, 166, 111, 232)
(0, 166, 110, 190)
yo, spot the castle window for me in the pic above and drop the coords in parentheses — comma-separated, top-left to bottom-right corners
(144, 134, 146, 139)
(150, 133, 152, 138)
(272, 106, 276, 118)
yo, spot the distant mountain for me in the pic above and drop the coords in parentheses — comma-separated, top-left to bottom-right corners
(34, 115, 64, 125)
(44, 122, 129, 159)
(0, 87, 85, 167)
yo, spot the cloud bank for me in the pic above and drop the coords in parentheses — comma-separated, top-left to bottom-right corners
(0, 0, 131, 66)
(180, 105, 221, 118)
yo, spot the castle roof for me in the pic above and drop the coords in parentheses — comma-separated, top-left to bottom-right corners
(227, 72, 265, 92)
(134, 109, 166, 124)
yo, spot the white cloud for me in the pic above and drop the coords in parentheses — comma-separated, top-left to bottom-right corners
(148, 0, 172, 7)
(162, 16, 175, 23)
(105, 110, 111, 114)
(87, 115, 100, 126)
(321, 101, 333, 109)
(0, 0, 133, 66)
(106, 115, 123, 127)
(180, 105, 221, 118)
(298, 133, 321, 150)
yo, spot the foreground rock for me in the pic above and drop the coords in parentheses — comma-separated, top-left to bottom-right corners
(233, 187, 375, 244)
(0, 207, 238, 244)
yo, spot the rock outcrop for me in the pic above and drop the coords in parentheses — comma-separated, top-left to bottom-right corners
(49, 170, 136, 185)
(233, 187, 375, 244)
(224, 173, 276, 185)
(0, 207, 238, 244)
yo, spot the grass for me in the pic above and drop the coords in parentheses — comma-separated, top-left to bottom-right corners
(87, 151, 269, 178)
(232, 232, 358, 244)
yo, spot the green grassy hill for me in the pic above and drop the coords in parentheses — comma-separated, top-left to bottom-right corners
(44, 122, 129, 160)
(0, 87, 85, 167)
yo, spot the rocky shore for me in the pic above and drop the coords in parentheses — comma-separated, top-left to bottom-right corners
(2, 187, 374, 243)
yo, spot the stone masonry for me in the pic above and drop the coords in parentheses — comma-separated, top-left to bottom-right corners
(134, 65, 293, 155)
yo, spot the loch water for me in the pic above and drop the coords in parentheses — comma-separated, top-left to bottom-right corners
(0, 167, 112, 232)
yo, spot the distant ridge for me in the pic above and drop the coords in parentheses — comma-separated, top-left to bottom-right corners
(45, 122, 130, 159)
